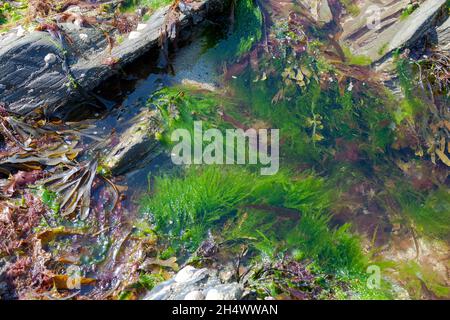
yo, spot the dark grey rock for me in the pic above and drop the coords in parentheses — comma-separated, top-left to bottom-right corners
(0, 0, 226, 116)
(0, 32, 69, 114)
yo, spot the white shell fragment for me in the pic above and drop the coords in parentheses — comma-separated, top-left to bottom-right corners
(44, 53, 57, 66)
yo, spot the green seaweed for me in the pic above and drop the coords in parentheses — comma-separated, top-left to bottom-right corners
(148, 86, 236, 145)
(394, 57, 426, 123)
(231, 58, 394, 165)
(40, 187, 60, 214)
(206, 0, 263, 62)
(0, 1, 27, 31)
(342, 46, 373, 66)
(396, 261, 450, 299)
(340, 0, 361, 16)
(142, 165, 370, 276)
(397, 186, 450, 240)
(400, 3, 419, 21)
(141, 166, 256, 251)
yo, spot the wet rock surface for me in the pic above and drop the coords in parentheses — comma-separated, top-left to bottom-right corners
(0, 0, 226, 116)
(102, 109, 162, 175)
(340, 0, 448, 62)
(436, 16, 450, 50)
(144, 266, 243, 300)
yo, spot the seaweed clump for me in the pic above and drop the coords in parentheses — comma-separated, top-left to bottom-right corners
(141, 166, 367, 273)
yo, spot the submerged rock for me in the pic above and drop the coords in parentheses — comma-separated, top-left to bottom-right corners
(0, 258, 14, 300)
(172, 39, 221, 91)
(144, 266, 243, 300)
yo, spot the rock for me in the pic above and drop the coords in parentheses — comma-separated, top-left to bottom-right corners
(0, 0, 226, 116)
(205, 288, 223, 300)
(318, 0, 333, 24)
(0, 32, 69, 115)
(145, 279, 177, 300)
(144, 266, 244, 300)
(44, 53, 57, 66)
(102, 109, 162, 176)
(299, 0, 333, 24)
(341, 0, 448, 62)
(184, 290, 205, 300)
(205, 283, 243, 300)
(0, 258, 14, 299)
(175, 266, 208, 283)
(387, 0, 447, 56)
(172, 39, 221, 91)
(128, 31, 142, 40)
(436, 17, 450, 50)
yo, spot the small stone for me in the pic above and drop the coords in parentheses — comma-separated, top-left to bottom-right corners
(44, 53, 57, 66)
(184, 291, 205, 300)
(205, 289, 224, 300)
(174, 266, 197, 283)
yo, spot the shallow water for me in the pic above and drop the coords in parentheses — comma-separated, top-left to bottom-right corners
(72, 0, 449, 299)
(1, 0, 448, 300)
